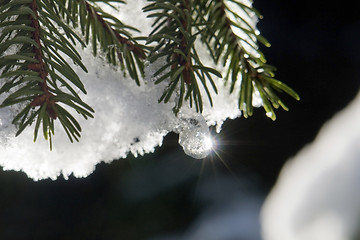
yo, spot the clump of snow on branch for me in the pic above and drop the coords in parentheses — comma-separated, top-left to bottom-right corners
(261, 91, 360, 240)
(0, 0, 261, 180)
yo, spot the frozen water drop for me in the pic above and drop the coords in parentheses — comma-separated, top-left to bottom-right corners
(179, 131, 212, 159)
(177, 114, 212, 159)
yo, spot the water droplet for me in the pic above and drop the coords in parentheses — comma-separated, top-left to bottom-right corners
(177, 114, 212, 159)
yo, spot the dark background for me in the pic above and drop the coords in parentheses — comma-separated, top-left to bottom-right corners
(1, 1, 359, 239)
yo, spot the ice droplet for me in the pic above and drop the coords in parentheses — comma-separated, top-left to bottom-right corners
(177, 113, 212, 159)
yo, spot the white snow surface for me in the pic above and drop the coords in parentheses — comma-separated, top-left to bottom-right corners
(0, 0, 259, 180)
(261, 91, 360, 240)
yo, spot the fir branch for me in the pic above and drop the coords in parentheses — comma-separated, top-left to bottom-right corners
(58, 0, 147, 85)
(0, 0, 300, 149)
(197, 0, 299, 120)
(27, 0, 56, 119)
(0, 0, 94, 146)
(144, 0, 221, 113)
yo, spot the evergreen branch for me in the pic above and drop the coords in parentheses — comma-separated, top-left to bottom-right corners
(58, 0, 147, 85)
(0, 0, 94, 147)
(144, 0, 221, 113)
(0, 0, 300, 150)
(197, 0, 299, 120)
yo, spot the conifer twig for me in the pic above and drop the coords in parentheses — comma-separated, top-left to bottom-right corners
(83, 1, 146, 60)
(144, 0, 221, 113)
(28, 0, 57, 119)
(0, 0, 94, 145)
(58, 0, 147, 84)
(196, 0, 299, 119)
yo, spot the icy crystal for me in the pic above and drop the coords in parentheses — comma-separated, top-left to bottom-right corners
(177, 113, 212, 159)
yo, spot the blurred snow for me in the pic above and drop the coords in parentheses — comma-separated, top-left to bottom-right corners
(0, 0, 261, 180)
(261, 91, 360, 240)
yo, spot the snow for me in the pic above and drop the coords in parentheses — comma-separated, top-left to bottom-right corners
(261, 91, 360, 240)
(0, 0, 261, 180)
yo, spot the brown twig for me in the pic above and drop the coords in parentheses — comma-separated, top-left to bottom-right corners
(28, 0, 57, 119)
(171, 0, 193, 85)
(84, 1, 146, 60)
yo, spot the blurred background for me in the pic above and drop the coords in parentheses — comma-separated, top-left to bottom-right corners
(1, 1, 360, 239)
